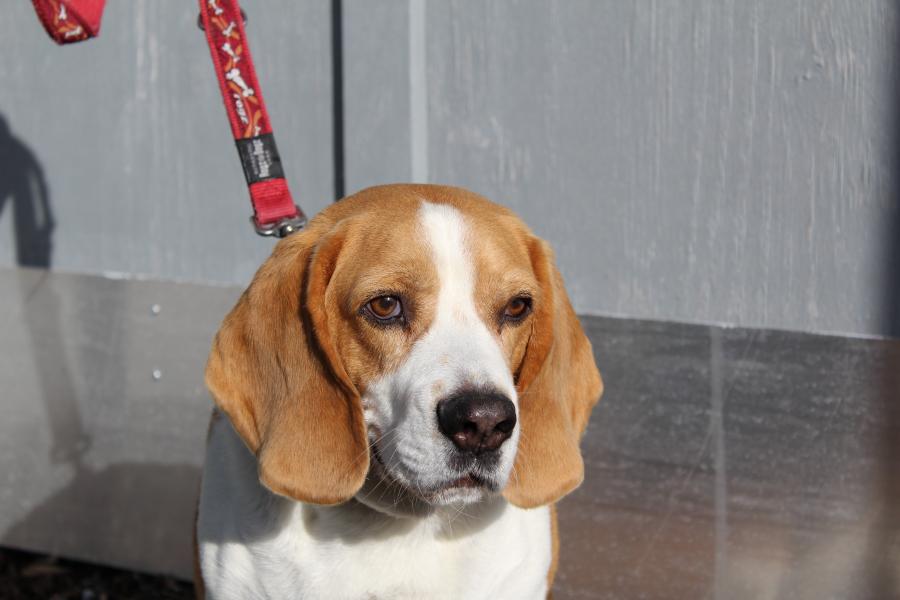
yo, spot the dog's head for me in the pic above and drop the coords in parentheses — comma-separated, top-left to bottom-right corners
(205, 184, 602, 511)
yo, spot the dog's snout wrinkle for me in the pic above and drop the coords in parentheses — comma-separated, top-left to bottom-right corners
(437, 391, 517, 454)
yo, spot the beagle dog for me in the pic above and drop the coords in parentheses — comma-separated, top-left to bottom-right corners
(196, 184, 602, 600)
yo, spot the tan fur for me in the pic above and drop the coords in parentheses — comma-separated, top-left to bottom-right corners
(203, 184, 602, 586)
(502, 237, 604, 507)
(205, 222, 369, 504)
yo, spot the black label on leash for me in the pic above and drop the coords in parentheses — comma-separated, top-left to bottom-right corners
(235, 133, 285, 184)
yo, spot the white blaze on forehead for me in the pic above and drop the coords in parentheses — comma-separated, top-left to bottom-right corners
(416, 201, 515, 396)
(418, 202, 475, 321)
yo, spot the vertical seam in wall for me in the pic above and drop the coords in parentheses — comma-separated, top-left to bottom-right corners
(330, 0, 345, 201)
(409, 0, 428, 183)
(710, 327, 728, 599)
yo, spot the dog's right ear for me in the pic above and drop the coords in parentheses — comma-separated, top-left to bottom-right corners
(503, 237, 603, 508)
(204, 224, 369, 505)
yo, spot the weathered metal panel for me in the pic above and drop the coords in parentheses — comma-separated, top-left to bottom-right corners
(2, 1, 895, 335)
(0, 268, 236, 577)
(345, 0, 896, 336)
(559, 317, 896, 599)
(0, 0, 334, 286)
(343, 0, 415, 192)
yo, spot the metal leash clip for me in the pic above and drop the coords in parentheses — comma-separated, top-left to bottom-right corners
(252, 209, 308, 238)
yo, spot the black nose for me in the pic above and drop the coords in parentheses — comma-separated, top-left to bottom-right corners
(437, 392, 517, 454)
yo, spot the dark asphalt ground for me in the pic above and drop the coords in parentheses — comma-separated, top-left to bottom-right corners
(0, 548, 194, 600)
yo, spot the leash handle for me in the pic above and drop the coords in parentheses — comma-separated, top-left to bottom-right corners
(198, 0, 306, 237)
(31, 0, 105, 44)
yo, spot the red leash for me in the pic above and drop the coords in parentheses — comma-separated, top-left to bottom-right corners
(31, 0, 104, 44)
(197, 0, 306, 237)
(30, 0, 307, 237)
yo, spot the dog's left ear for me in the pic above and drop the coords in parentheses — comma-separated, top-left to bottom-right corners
(205, 224, 369, 505)
(503, 238, 603, 508)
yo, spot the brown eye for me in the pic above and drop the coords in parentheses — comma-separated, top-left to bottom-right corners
(366, 295, 402, 321)
(504, 296, 532, 321)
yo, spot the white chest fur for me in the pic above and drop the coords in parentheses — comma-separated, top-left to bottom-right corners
(197, 415, 552, 600)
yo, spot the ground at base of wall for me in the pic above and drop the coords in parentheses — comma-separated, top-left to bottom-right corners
(0, 547, 194, 600)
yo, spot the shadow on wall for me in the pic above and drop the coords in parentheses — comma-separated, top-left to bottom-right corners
(871, 23, 900, 597)
(0, 114, 202, 577)
(888, 0, 900, 341)
(0, 113, 54, 268)
(0, 112, 87, 465)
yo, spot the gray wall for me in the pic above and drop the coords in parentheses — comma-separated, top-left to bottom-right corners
(1, 1, 896, 336)
(344, 0, 899, 337)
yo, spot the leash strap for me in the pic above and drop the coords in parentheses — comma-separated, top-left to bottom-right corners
(30, 0, 307, 237)
(198, 0, 306, 237)
(31, 0, 105, 44)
